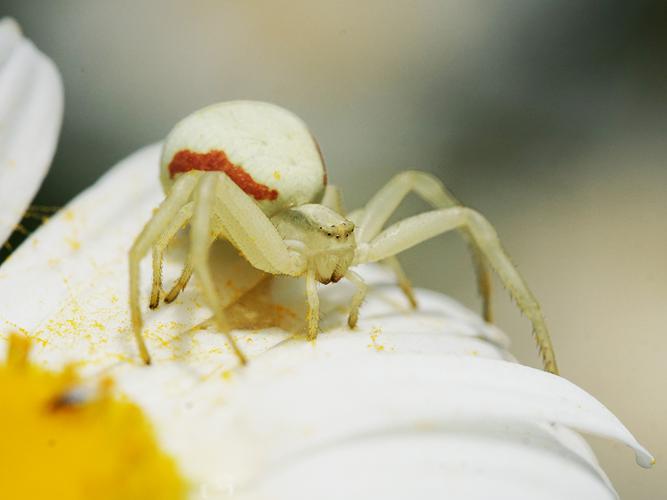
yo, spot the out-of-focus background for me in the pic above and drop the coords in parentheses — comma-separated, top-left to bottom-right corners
(3, 1, 665, 497)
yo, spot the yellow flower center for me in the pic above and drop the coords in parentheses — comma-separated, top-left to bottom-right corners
(0, 335, 187, 500)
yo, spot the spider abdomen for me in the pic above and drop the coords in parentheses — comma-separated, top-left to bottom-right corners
(159, 101, 326, 216)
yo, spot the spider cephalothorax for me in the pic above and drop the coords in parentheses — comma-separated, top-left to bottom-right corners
(130, 101, 558, 374)
(272, 204, 356, 284)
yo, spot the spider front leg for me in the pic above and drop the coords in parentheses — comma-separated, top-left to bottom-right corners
(345, 270, 368, 328)
(355, 206, 558, 375)
(187, 172, 307, 361)
(190, 175, 247, 364)
(163, 260, 194, 304)
(305, 268, 319, 340)
(149, 202, 194, 309)
(351, 170, 493, 322)
(129, 172, 201, 364)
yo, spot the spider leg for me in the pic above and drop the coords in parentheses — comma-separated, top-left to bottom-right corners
(150, 248, 162, 309)
(351, 209, 418, 310)
(164, 261, 193, 303)
(353, 211, 418, 310)
(305, 268, 320, 340)
(212, 172, 306, 276)
(149, 202, 194, 309)
(320, 185, 346, 214)
(356, 206, 558, 375)
(190, 174, 247, 365)
(345, 270, 368, 328)
(207, 172, 312, 339)
(383, 256, 417, 308)
(353, 171, 493, 321)
(129, 172, 201, 364)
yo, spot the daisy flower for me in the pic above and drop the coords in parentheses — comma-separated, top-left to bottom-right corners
(0, 17, 653, 500)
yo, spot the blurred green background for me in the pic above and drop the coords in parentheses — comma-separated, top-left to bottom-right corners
(3, 1, 665, 497)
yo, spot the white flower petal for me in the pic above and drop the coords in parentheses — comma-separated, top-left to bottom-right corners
(0, 144, 653, 499)
(235, 423, 616, 500)
(0, 17, 63, 246)
(218, 353, 650, 497)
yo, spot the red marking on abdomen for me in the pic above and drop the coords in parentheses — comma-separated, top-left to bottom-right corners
(168, 149, 279, 201)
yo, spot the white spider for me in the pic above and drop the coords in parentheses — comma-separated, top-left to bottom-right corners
(129, 101, 558, 374)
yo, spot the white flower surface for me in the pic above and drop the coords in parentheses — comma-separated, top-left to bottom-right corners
(0, 17, 63, 246)
(0, 143, 653, 500)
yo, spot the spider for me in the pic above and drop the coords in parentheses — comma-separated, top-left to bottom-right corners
(129, 101, 558, 374)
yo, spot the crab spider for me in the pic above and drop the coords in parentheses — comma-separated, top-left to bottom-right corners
(129, 101, 558, 374)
